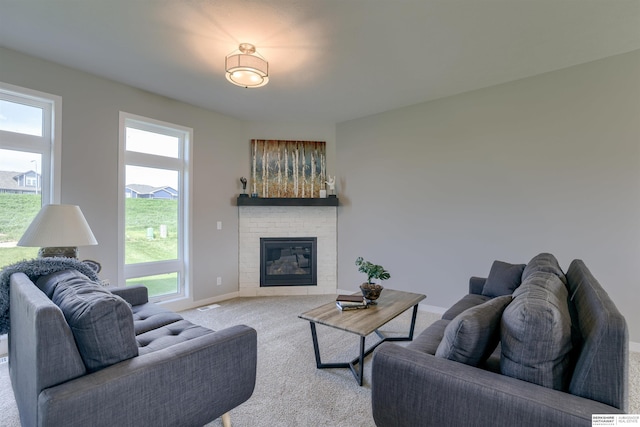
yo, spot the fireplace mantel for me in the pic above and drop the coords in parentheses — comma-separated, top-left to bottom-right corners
(236, 196, 338, 206)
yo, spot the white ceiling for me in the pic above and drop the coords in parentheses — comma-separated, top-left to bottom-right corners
(1, 0, 639, 123)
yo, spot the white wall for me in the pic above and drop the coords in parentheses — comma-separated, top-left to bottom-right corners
(336, 50, 640, 342)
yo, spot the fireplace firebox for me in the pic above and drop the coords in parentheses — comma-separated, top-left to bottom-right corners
(260, 237, 317, 286)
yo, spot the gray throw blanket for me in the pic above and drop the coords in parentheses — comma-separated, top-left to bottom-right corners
(0, 257, 100, 335)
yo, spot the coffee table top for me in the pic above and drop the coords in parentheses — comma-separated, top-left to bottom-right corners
(299, 289, 426, 337)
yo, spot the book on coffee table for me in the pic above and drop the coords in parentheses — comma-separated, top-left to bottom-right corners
(336, 294, 365, 303)
(336, 301, 368, 311)
(336, 294, 367, 310)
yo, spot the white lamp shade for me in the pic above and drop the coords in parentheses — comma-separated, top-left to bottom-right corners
(18, 204, 98, 248)
(225, 43, 269, 88)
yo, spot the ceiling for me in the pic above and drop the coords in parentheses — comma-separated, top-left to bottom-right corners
(1, 0, 639, 123)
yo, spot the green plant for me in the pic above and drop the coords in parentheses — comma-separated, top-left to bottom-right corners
(355, 256, 390, 284)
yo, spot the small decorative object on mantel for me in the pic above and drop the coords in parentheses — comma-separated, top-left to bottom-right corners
(239, 177, 248, 197)
(251, 181, 258, 198)
(325, 176, 336, 197)
(355, 256, 390, 304)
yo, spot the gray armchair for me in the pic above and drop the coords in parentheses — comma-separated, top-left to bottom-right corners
(9, 270, 257, 427)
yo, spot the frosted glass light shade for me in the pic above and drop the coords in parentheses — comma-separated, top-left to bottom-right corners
(225, 43, 269, 88)
(18, 204, 97, 257)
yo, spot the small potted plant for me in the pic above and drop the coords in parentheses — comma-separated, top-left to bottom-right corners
(355, 257, 390, 304)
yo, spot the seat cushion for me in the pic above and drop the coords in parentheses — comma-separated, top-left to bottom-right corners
(131, 303, 183, 335)
(481, 260, 526, 298)
(50, 275, 139, 372)
(407, 319, 450, 355)
(136, 319, 215, 355)
(435, 295, 512, 366)
(500, 272, 573, 390)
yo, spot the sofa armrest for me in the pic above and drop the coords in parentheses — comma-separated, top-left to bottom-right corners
(371, 343, 623, 427)
(109, 285, 148, 306)
(469, 276, 486, 295)
(38, 324, 257, 427)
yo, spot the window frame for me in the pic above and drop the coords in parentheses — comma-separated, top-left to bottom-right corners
(118, 111, 192, 302)
(0, 82, 61, 204)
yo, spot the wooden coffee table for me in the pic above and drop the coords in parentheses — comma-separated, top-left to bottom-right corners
(299, 289, 426, 386)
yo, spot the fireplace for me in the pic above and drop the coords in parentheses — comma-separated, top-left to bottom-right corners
(260, 237, 317, 286)
(238, 205, 336, 296)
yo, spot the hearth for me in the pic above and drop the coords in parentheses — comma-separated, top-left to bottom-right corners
(260, 237, 317, 286)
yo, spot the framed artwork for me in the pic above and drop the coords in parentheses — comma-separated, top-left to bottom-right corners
(251, 139, 326, 198)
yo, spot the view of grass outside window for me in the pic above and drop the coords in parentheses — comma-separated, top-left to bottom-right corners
(125, 186, 180, 297)
(0, 149, 42, 267)
(122, 114, 189, 300)
(0, 193, 40, 267)
(0, 193, 180, 280)
(0, 89, 54, 268)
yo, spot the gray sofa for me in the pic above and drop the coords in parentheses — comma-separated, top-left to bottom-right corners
(371, 253, 628, 427)
(9, 268, 257, 427)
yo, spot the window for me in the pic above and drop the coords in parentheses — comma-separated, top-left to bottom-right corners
(0, 83, 61, 268)
(119, 112, 191, 301)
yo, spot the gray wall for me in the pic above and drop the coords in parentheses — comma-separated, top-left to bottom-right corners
(2, 45, 638, 342)
(0, 46, 337, 308)
(336, 49, 640, 342)
(0, 46, 243, 304)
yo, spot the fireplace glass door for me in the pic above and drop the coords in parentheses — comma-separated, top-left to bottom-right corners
(260, 237, 317, 286)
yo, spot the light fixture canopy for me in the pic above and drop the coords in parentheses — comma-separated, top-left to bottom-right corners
(18, 204, 98, 258)
(225, 43, 269, 88)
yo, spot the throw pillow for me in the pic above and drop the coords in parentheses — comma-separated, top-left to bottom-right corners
(481, 260, 526, 297)
(51, 275, 138, 372)
(36, 268, 89, 298)
(435, 295, 512, 366)
(521, 253, 567, 285)
(500, 273, 573, 390)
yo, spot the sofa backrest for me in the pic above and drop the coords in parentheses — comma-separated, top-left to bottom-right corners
(566, 259, 628, 411)
(9, 272, 87, 427)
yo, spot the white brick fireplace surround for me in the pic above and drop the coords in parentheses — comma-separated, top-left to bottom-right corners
(238, 205, 337, 296)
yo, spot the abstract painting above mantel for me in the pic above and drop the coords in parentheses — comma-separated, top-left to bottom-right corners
(251, 139, 326, 198)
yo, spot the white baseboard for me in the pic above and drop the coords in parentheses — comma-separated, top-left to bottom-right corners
(630, 341, 640, 353)
(161, 291, 241, 313)
(418, 303, 447, 315)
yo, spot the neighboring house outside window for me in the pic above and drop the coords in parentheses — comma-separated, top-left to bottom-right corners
(0, 82, 61, 269)
(0, 170, 41, 194)
(119, 112, 191, 301)
(125, 184, 178, 200)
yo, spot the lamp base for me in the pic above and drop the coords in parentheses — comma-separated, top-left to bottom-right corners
(38, 246, 78, 258)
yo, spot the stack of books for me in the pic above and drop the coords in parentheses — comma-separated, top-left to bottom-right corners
(336, 294, 368, 311)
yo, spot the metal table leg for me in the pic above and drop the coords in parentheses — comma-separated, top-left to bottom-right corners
(307, 303, 420, 386)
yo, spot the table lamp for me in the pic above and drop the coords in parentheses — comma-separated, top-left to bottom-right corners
(17, 204, 98, 258)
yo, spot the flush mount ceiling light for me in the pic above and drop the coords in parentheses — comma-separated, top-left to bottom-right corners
(225, 43, 269, 88)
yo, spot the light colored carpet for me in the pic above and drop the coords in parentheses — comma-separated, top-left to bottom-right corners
(0, 295, 638, 426)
